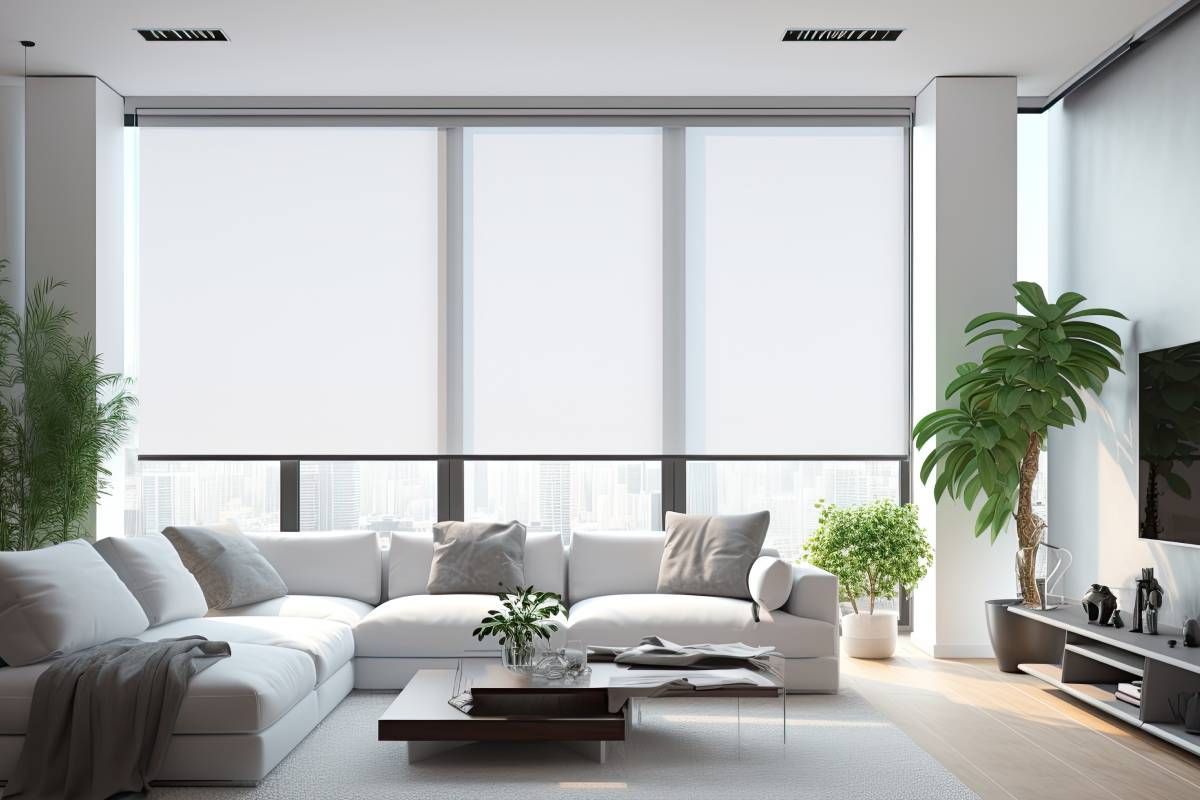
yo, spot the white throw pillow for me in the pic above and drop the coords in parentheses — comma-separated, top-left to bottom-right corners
(748, 556, 793, 611)
(0, 540, 150, 667)
(94, 533, 209, 626)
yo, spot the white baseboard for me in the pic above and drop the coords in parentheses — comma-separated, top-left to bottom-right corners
(909, 636, 995, 660)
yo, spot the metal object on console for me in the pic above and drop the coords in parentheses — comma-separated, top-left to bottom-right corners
(1132, 567, 1164, 634)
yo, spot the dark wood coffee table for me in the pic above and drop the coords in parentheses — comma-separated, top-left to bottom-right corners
(378, 659, 783, 763)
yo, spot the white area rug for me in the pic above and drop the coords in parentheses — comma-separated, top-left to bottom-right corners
(156, 690, 977, 800)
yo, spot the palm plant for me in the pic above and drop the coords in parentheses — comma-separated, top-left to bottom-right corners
(0, 259, 136, 551)
(912, 282, 1125, 607)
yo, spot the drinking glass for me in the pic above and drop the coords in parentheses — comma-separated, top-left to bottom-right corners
(565, 639, 590, 679)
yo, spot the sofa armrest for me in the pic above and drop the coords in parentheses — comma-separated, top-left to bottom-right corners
(784, 563, 839, 626)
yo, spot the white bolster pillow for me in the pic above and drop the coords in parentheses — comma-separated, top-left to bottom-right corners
(748, 556, 793, 611)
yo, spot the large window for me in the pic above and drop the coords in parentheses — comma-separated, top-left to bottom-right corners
(464, 461, 662, 540)
(300, 462, 437, 532)
(127, 119, 909, 541)
(135, 461, 280, 535)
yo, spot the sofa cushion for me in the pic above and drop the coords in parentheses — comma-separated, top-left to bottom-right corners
(0, 541, 150, 667)
(164, 524, 288, 610)
(136, 616, 353, 684)
(657, 511, 770, 600)
(748, 556, 793, 611)
(354, 595, 511, 658)
(427, 521, 526, 594)
(389, 530, 566, 599)
(206, 595, 375, 627)
(566, 594, 837, 659)
(567, 531, 665, 602)
(244, 531, 382, 605)
(0, 642, 313, 736)
(94, 533, 209, 626)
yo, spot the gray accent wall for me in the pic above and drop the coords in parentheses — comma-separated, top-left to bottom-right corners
(1048, 9, 1200, 625)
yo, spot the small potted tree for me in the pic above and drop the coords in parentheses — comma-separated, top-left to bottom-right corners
(803, 499, 932, 659)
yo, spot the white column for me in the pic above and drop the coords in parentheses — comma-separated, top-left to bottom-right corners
(0, 83, 23, 308)
(25, 76, 126, 539)
(911, 77, 1020, 658)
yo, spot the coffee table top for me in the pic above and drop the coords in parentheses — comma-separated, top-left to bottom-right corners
(378, 658, 784, 743)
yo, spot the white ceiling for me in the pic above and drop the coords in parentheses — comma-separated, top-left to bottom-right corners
(0, 1, 1179, 98)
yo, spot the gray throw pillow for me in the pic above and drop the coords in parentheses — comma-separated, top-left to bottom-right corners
(163, 524, 288, 610)
(427, 521, 526, 594)
(656, 511, 771, 600)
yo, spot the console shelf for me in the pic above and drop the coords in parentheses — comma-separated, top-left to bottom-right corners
(1008, 604, 1200, 758)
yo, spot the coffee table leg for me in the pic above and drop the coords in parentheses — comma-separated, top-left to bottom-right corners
(564, 740, 609, 764)
(406, 740, 471, 763)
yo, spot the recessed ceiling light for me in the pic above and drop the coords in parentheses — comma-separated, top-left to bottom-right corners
(137, 29, 228, 42)
(782, 28, 903, 42)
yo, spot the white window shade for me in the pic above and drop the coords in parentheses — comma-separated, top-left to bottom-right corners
(463, 129, 663, 454)
(685, 128, 908, 455)
(138, 127, 439, 455)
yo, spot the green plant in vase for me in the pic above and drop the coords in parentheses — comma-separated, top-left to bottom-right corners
(473, 585, 566, 671)
(803, 499, 932, 658)
(912, 282, 1125, 607)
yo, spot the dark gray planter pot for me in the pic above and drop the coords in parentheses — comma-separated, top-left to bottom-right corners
(985, 599, 1064, 672)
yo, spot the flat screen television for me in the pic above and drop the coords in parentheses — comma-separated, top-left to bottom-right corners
(1140, 341, 1200, 546)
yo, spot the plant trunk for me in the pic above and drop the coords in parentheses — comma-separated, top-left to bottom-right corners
(1015, 431, 1046, 607)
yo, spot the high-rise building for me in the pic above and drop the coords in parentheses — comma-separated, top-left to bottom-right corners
(538, 462, 571, 542)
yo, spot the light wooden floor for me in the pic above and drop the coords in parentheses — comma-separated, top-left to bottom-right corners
(843, 635, 1200, 800)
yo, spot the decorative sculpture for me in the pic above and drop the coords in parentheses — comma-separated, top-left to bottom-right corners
(1132, 567, 1164, 634)
(1082, 584, 1119, 626)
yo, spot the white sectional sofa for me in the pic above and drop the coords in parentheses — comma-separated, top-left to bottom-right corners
(0, 528, 838, 786)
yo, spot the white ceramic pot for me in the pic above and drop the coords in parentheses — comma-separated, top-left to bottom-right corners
(841, 610, 898, 659)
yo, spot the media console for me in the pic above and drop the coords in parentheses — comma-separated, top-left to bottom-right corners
(1007, 604, 1200, 757)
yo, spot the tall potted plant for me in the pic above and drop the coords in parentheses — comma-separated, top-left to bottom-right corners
(802, 499, 932, 659)
(0, 259, 136, 550)
(912, 282, 1125, 668)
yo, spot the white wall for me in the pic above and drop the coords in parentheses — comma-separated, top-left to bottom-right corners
(912, 77, 1021, 658)
(1048, 9, 1200, 626)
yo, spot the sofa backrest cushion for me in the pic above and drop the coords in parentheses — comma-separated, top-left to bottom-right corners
(0, 540, 150, 667)
(94, 533, 209, 625)
(244, 531, 382, 605)
(568, 530, 666, 602)
(657, 511, 770, 600)
(389, 530, 565, 599)
(426, 521, 526, 595)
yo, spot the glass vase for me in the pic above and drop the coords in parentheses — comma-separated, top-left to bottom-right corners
(502, 639, 536, 672)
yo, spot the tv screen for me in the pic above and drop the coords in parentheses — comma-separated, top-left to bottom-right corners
(1140, 342, 1200, 546)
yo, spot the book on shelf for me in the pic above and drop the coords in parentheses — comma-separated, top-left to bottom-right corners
(1115, 690, 1141, 708)
(1117, 681, 1142, 700)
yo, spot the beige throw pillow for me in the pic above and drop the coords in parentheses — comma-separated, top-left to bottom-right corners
(426, 521, 526, 594)
(656, 511, 771, 600)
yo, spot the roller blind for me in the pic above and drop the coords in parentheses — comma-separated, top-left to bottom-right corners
(684, 127, 908, 455)
(462, 128, 663, 454)
(137, 127, 439, 454)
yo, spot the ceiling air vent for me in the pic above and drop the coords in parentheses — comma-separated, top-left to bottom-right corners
(137, 29, 228, 42)
(782, 28, 902, 42)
